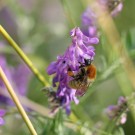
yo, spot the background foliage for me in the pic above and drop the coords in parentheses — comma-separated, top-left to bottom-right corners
(0, 0, 135, 134)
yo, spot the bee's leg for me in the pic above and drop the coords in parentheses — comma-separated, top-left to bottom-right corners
(80, 68, 86, 75)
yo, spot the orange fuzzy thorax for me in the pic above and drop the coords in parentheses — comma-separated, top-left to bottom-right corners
(87, 64, 96, 79)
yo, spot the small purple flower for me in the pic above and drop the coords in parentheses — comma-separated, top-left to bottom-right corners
(0, 55, 13, 104)
(117, 96, 127, 106)
(81, 8, 98, 38)
(12, 64, 31, 96)
(47, 27, 99, 114)
(81, 8, 96, 27)
(105, 105, 120, 119)
(105, 96, 128, 125)
(0, 109, 6, 126)
(81, 0, 123, 38)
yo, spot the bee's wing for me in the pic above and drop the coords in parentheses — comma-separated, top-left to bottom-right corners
(75, 75, 92, 96)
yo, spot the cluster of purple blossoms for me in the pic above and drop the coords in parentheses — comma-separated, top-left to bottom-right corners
(81, 8, 97, 39)
(47, 27, 99, 114)
(46, 0, 123, 114)
(105, 96, 128, 125)
(81, 0, 123, 38)
(0, 44, 31, 105)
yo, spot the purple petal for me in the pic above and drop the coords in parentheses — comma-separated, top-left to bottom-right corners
(65, 105, 71, 115)
(118, 96, 127, 106)
(120, 113, 127, 125)
(88, 26, 97, 37)
(0, 109, 6, 117)
(0, 117, 5, 126)
(70, 27, 76, 37)
(88, 37, 99, 45)
(46, 61, 57, 75)
(12, 64, 31, 96)
(105, 105, 119, 119)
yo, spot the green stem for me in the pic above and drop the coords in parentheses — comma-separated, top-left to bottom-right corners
(0, 25, 49, 87)
(0, 67, 37, 135)
(94, 2, 135, 124)
(0, 25, 83, 131)
(96, 5, 135, 90)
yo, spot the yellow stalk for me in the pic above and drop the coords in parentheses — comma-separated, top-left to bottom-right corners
(0, 25, 49, 87)
(0, 67, 37, 135)
(91, 1, 135, 123)
(0, 25, 80, 131)
(93, 3, 135, 91)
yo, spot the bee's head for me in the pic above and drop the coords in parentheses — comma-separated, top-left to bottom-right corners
(84, 59, 92, 66)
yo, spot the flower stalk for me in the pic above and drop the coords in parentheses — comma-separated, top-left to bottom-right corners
(93, 1, 135, 124)
(94, 3, 135, 90)
(0, 25, 49, 87)
(0, 67, 37, 135)
(0, 25, 82, 130)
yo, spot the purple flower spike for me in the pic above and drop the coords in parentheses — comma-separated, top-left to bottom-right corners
(118, 96, 127, 106)
(105, 105, 119, 119)
(12, 64, 31, 96)
(47, 27, 99, 114)
(81, 0, 123, 39)
(81, 8, 96, 27)
(81, 8, 98, 40)
(0, 109, 6, 126)
(105, 96, 128, 125)
(0, 43, 31, 122)
(0, 54, 31, 105)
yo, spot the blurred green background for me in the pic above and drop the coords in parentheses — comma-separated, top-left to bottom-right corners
(0, 0, 135, 135)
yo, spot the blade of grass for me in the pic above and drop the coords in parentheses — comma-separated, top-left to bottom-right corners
(0, 25, 49, 87)
(92, 0, 135, 124)
(0, 67, 37, 135)
(94, 4, 135, 90)
(0, 25, 81, 132)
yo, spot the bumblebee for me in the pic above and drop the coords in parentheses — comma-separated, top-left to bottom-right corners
(68, 59, 96, 96)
